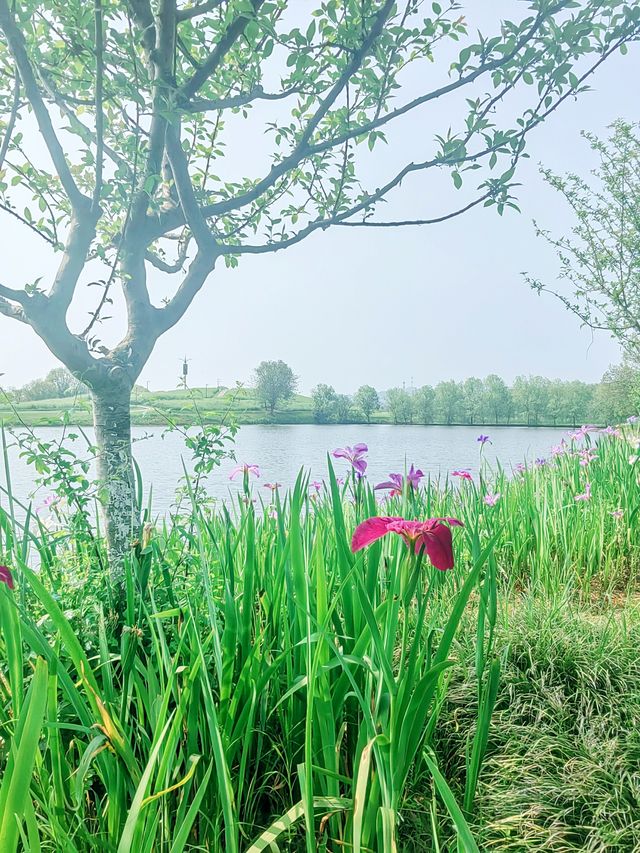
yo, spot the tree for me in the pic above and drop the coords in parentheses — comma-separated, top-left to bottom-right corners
(0, 2, 637, 581)
(512, 375, 549, 424)
(435, 381, 463, 425)
(386, 388, 414, 425)
(483, 374, 512, 424)
(414, 385, 435, 425)
(312, 384, 336, 424)
(462, 377, 485, 425)
(20, 367, 84, 400)
(354, 385, 379, 424)
(254, 360, 297, 415)
(527, 121, 640, 359)
(594, 362, 639, 423)
(334, 394, 353, 423)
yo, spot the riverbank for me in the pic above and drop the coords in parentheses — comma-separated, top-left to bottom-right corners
(0, 387, 594, 428)
(2, 427, 639, 851)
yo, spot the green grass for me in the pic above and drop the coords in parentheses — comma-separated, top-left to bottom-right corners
(1, 427, 640, 850)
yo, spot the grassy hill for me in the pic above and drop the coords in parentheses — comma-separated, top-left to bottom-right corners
(0, 387, 378, 427)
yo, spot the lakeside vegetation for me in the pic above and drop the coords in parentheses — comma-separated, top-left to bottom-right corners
(1, 424, 640, 850)
(3, 362, 639, 428)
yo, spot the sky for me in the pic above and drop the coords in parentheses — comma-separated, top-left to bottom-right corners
(1, 2, 638, 395)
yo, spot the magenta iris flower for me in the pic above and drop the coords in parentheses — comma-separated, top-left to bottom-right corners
(477, 434, 491, 445)
(332, 443, 368, 476)
(351, 516, 463, 570)
(229, 463, 260, 480)
(452, 470, 472, 481)
(0, 565, 14, 590)
(311, 480, 323, 492)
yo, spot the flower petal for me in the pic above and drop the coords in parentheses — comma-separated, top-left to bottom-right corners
(351, 516, 399, 552)
(418, 524, 455, 570)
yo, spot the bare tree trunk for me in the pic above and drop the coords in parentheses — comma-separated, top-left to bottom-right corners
(92, 385, 137, 586)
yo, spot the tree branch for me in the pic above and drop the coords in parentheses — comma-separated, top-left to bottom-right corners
(0, 0, 90, 213)
(179, 0, 266, 100)
(177, 0, 224, 23)
(0, 70, 19, 172)
(154, 250, 216, 333)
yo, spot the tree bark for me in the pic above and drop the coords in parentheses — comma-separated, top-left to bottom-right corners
(92, 385, 137, 586)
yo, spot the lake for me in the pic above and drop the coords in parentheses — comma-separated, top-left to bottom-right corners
(0, 423, 569, 515)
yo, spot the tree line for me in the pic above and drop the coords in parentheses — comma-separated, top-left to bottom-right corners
(7, 360, 639, 427)
(310, 367, 639, 426)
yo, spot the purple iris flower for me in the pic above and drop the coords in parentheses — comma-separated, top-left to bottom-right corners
(332, 443, 368, 476)
(375, 472, 404, 495)
(477, 434, 491, 445)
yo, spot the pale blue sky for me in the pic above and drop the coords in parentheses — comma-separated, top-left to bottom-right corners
(1, 3, 638, 393)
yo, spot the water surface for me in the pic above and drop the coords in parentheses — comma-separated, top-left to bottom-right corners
(1, 424, 568, 515)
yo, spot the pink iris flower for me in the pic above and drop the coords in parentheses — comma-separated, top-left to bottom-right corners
(264, 482, 282, 491)
(229, 463, 260, 480)
(611, 509, 624, 519)
(601, 426, 621, 437)
(574, 482, 591, 502)
(0, 565, 14, 589)
(332, 444, 368, 476)
(351, 516, 463, 571)
(452, 470, 472, 481)
(310, 480, 323, 492)
(579, 448, 598, 466)
(484, 492, 501, 507)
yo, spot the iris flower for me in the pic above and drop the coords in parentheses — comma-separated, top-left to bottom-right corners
(263, 482, 281, 491)
(484, 493, 501, 507)
(452, 470, 472, 481)
(0, 565, 14, 589)
(332, 444, 368, 476)
(376, 464, 424, 495)
(477, 434, 491, 445)
(351, 516, 463, 570)
(229, 463, 260, 480)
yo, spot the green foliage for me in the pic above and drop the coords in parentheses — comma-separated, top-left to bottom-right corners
(528, 120, 640, 360)
(386, 387, 414, 424)
(354, 385, 380, 423)
(253, 359, 298, 415)
(311, 383, 337, 423)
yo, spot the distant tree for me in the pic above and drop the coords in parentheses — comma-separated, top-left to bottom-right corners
(546, 380, 565, 426)
(254, 360, 297, 415)
(386, 388, 414, 424)
(512, 375, 549, 424)
(435, 381, 463, 425)
(527, 122, 640, 360)
(354, 386, 379, 424)
(47, 367, 83, 398)
(462, 377, 485, 425)
(593, 362, 639, 423)
(562, 380, 595, 426)
(334, 394, 353, 423)
(483, 374, 512, 424)
(414, 386, 435, 425)
(312, 384, 337, 424)
(20, 367, 84, 401)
